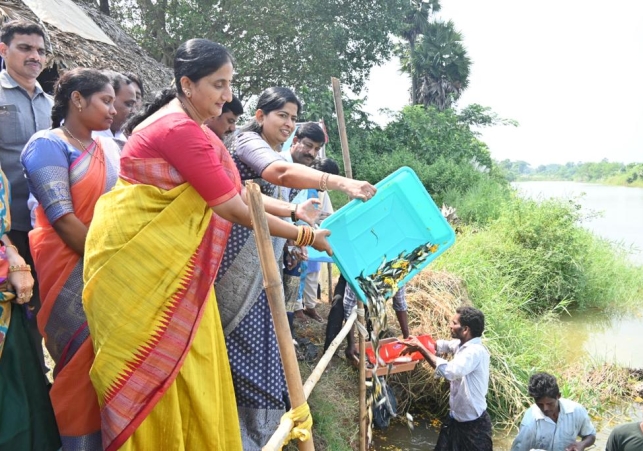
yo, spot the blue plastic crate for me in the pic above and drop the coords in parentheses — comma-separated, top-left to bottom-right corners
(321, 166, 455, 303)
(306, 246, 334, 263)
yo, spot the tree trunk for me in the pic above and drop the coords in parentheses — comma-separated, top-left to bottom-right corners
(99, 0, 110, 15)
(409, 40, 417, 105)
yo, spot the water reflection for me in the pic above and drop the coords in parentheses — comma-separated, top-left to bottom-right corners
(559, 307, 643, 369)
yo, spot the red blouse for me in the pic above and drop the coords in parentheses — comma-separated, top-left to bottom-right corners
(122, 113, 236, 207)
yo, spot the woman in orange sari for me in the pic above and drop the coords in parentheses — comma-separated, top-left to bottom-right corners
(82, 39, 331, 450)
(21, 68, 121, 449)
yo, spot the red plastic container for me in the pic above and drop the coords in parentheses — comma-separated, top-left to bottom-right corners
(366, 334, 436, 365)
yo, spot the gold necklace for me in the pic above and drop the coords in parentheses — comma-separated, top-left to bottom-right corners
(61, 126, 104, 165)
(62, 126, 91, 152)
(179, 97, 205, 124)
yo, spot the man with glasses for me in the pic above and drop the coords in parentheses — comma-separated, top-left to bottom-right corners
(281, 122, 326, 329)
(0, 20, 52, 373)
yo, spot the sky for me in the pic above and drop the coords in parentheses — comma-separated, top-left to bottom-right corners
(362, 0, 643, 166)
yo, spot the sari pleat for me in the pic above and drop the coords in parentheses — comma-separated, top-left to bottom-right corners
(83, 156, 241, 451)
(29, 139, 116, 447)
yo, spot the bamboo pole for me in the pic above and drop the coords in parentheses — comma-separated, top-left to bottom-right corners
(303, 308, 357, 397)
(331, 77, 353, 180)
(331, 76, 367, 451)
(264, 309, 358, 451)
(326, 262, 333, 304)
(245, 181, 314, 451)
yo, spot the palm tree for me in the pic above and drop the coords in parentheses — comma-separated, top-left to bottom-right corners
(396, 0, 441, 104)
(413, 20, 471, 110)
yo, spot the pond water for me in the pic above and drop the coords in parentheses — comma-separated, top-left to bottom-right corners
(373, 181, 643, 450)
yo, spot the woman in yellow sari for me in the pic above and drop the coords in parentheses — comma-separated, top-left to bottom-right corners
(82, 38, 332, 450)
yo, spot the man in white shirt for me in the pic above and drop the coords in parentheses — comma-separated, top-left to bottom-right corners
(401, 306, 492, 451)
(511, 372, 596, 451)
(122, 71, 144, 111)
(93, 70, 136, 149)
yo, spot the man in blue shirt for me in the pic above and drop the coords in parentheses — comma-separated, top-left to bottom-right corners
(0, 19, 52, 372)
(511, 372, 596, 451)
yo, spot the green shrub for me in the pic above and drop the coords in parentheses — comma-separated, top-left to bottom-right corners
(442, 176, 512, 225)
(435, 190, 643, 315)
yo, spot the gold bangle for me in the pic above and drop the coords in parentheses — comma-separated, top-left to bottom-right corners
(6, 244, 19, 254)
(301, 226, 314, 247)
(294, 226, 304, 246)
(295, 226, 315, 247)
(300, 227, 309, 247)
(308, 230, 316, 246)
(9, 264, 31, 273)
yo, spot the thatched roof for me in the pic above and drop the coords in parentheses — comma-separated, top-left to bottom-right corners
(0, 0, 172, 95)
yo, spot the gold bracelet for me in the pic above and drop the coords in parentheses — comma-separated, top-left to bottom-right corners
(309, 230, 316, 246)
(319, 173, 330, 191)
(295, 226, 315, 247)
(301, 227, 310, 247)
(302, 226, 314, 246)
(294, 226, 304, 246)
(9, 264, 31, 273)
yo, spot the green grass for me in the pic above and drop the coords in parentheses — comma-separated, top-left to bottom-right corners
(603, 173, 643, 188)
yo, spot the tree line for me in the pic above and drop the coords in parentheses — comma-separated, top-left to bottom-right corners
(499, 159, 643, 186)
(85, 0, 517, 202)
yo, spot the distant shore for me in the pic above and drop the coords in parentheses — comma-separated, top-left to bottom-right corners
(512, 177, 643, 188)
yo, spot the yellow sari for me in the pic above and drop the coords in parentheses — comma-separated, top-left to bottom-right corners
(83, 155, 241, 450)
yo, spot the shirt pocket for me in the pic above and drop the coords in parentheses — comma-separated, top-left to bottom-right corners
(0, 104, 28, 146)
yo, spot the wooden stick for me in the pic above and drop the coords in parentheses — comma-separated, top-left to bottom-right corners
(356, 302, 367, 450)
(246, 181, 314, 451)
(326, 262, 333, 304)
(265, 309, 358, 451)
(303, 308, 357, 397)
(265, 416, 296, 451)
(331, 76, 367, 451)
(331, 77, 353, 180)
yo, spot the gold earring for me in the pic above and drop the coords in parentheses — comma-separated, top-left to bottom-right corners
(77, 104, 82, 112)
(186, 91, 191, 97)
